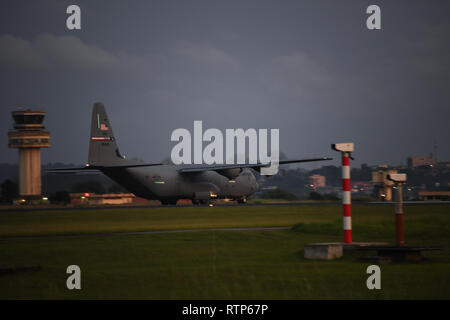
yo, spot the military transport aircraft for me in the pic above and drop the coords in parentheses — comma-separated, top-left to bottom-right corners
(50, 103, 332, 205)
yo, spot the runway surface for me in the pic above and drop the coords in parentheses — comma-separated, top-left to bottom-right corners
(0, 226, 290, 241)
(0, 200, 449, 213)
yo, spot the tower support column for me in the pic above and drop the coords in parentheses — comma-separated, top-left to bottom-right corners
(19, 148, 42, 196)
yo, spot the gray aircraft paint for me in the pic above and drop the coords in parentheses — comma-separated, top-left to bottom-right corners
(52, 103, 331, 205)
(88, 103, 257, 203)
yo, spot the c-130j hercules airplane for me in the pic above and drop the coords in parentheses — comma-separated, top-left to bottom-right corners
(51, 103, 332, 205)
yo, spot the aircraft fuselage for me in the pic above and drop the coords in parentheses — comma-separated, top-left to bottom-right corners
(101, 165, 258, 203)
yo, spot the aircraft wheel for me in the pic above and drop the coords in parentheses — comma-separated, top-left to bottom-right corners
(237, 197, 247, 204)
(192, 199, 207, 205)
(161, 200, 177, 205)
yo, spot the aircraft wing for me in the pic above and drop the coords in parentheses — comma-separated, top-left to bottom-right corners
(45, 163, 163, 173)
(178, 157, 333, 173)
(46, 157, 332, 174)
(44, 166, 100, 173)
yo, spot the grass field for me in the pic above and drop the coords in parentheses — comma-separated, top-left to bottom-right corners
(0, 204, 449, 299)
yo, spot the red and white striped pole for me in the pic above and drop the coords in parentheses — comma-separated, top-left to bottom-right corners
(388, 173, 407, 247)
(342, 152, 352, 243)
(332, 143, 354, 244)
(395, 182, 404, 246)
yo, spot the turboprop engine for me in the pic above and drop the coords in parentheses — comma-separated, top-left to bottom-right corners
(217, 168, 242, 180)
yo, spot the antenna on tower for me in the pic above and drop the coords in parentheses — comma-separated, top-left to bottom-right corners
(434, 139, 438, 165)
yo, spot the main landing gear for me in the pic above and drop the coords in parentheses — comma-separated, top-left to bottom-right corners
(192, 199, 209, 205)
(161, 199, 178, 205)
(237, 196, 247, 204)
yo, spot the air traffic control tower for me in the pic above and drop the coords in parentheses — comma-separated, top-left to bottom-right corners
(8, 110, 50, 199)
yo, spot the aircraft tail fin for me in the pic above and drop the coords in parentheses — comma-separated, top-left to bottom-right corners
(88, 102, 126, 165)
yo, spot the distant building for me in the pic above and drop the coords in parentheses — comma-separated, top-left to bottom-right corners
(438, 162, 450, 168)
(352, 182, 371, 194)
(309, 174, 326, 189)
(407, 154, 435, 168)
(418, 191, 450, 201)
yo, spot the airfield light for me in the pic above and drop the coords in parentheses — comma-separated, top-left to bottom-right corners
(331, 143, 354, 153)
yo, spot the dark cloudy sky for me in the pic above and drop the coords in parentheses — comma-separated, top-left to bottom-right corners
(1, 0, 449, 168)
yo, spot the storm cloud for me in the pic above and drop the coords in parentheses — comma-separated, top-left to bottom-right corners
(0, 0, 448, 168)
(0, 33, 118, 70)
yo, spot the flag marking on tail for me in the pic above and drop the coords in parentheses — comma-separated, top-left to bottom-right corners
(91, 137, 112, 141)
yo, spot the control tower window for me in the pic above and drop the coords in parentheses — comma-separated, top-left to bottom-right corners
(13, 114, 44, 124)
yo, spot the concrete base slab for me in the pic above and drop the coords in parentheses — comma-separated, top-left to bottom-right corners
(342, 242, 389, 250)
(357, 246, 443, 262)
(304, 243, 343, 260)
(304, 242, 389, 260)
